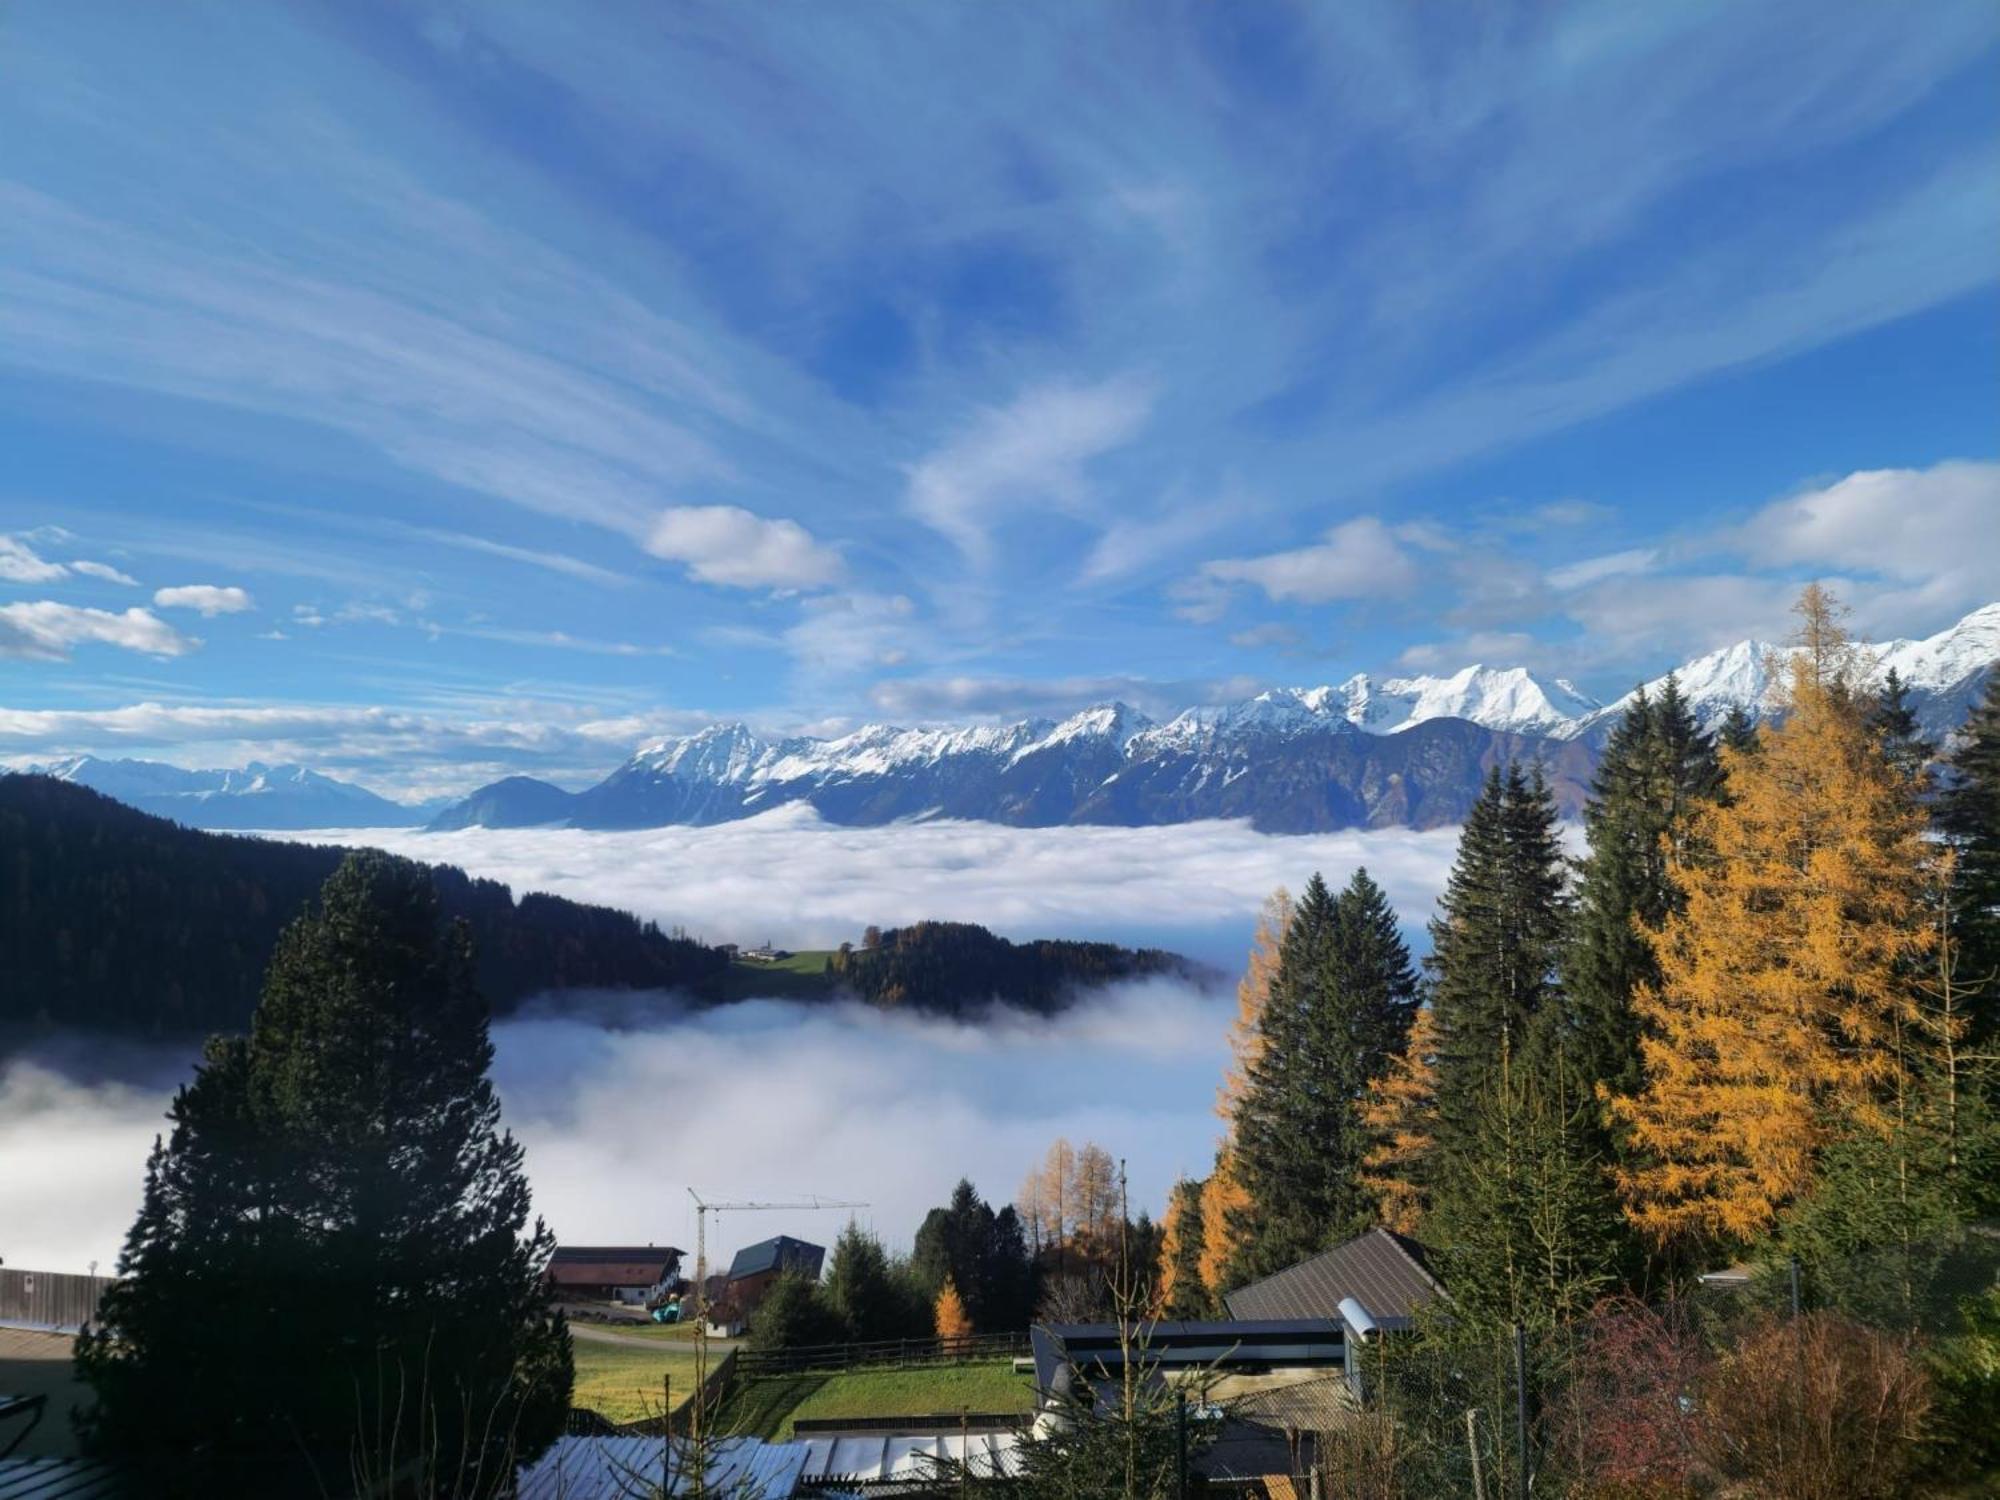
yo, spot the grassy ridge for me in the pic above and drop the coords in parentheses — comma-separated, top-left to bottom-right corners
(716, 950, 838, 1002)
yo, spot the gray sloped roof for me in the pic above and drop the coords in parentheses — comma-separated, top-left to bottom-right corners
(1224, 1228, 1444, 1324)
(727, 1235, 825, 1281)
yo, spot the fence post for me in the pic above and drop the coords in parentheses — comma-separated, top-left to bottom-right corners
(1512, 1323, 1529, 1500)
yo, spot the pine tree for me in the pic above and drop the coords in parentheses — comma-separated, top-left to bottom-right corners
(1155, 1179, 1210, 1319)
(76, 851, 571, 1493)
(1359, 1004, 1440, 1234)
(1228, 869, 1419, 1282)
(1564, 678, 1723, 1107)
(1613, 587, 1938, 1256)
(1428, 764, 1571, 1152)
(1938, 671, 2000, 1041)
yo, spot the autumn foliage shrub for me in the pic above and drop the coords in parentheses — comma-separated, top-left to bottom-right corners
(1697, 1311, 1932, 1500)
(1541, 1298, 1712, 1499)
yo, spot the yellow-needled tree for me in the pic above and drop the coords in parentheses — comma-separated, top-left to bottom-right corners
(933, 1278, 973, 1344)
(1200, 889, 1289, 1297)
(1613, 584, 1937, 1256)
(1359, 1003, 1441, 1234)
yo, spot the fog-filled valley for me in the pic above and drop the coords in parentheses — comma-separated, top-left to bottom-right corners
(1, 817, 1465, 1273)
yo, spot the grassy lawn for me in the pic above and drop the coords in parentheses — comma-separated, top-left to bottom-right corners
(570, 1341, 707, 1426)
(720, 1361, 1034, 1440)
(718, 950, 838, 1002)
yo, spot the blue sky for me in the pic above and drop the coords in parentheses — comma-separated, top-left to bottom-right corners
(2, 1, 1997, 796)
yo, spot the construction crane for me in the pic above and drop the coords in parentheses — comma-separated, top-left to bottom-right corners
(685, 1188, 869, 1321)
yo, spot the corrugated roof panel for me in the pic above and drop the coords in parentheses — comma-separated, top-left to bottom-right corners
(1224, 1230, 1442, 1324)
(516, 1435, 807, 1499)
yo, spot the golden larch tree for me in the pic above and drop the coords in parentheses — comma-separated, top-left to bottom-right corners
(934, 1278, 972, 1345)
(1613, 586, 1937, 1251)
(1359, 1003, 1440, 1234)
(1199, 889, 1290, 1295)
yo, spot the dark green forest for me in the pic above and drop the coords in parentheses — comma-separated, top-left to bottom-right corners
(0, 774, 729, 1037)
(834, 919, 1188, 1012)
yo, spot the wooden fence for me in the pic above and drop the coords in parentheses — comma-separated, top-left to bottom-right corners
(0, 1267, 117, 1333)
(734, 1330, 1030, 1378)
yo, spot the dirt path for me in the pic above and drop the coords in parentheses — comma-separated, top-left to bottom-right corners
(568, 1322, 741, 1353)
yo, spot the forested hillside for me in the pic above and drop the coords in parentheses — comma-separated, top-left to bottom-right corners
(0, 774, 729, 1037)
(833, 920, 1188, 1013)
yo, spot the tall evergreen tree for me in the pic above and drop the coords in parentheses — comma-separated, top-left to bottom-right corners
(1719, 703, 1759, 755)
(1868, 666, 1933, 787)
(1228, 869, 1419, 1282)
(912, 1179, 1036, 1333)
(1564, 678, 1723, 1106)
(1428, 1069, 1619, 1332)
(76, 852, 571, 1494)
(1427, 764, 1571, 1151)
(1938, 671, 2000, 1039)
(824, 1221, 928, 1340)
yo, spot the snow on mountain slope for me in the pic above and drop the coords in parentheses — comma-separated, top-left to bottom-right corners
(1338, 666, 1601, 736)
(1588, 602, 1999, 741)
(418, 603, 2000, 834)
(42, 756, 426, 829)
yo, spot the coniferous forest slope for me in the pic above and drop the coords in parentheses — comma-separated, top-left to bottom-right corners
(0, 775, 1187, 1038)
(0, 774, 729, 1037)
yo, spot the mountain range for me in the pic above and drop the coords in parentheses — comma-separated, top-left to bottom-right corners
(25, 605, 1994, 836)
(39, 757, 439, 830)
(432, 604, 1998, 835)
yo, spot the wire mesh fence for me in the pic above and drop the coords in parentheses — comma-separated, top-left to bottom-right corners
(1318, 1230, 2000, 1499)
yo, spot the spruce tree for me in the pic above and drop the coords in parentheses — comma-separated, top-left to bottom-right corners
(1428, 1069, 1619, 1332)
(1868, 666, 1933, 787)
(1229, 869, 1418, 1281)
(76, 852, 571, 1493)
(1427, 764, 1570, 1152)
(1719, 702, 1759, 755)
(1938, 671, 2000, 1039)
(1564, 678, 1722, 1106)
(825, 1221, 925, 1340)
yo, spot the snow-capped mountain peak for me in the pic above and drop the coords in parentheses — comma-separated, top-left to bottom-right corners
(1335, 665, 1601, 736)
(421, 602, 1995, 835)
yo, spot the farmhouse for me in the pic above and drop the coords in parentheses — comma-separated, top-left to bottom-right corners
(547, 1244, 684, 1305)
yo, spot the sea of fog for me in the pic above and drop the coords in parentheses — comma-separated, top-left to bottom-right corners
(1, 814, 1464, 1275)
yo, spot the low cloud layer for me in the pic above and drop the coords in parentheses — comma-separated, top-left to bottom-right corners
(284, 810, 1466, 964)
(2, 819, 1471, 1274)
(1, 979, 1236, 1276)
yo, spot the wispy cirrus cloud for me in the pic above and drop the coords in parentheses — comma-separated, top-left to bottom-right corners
(906, 377, 1153, 566)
